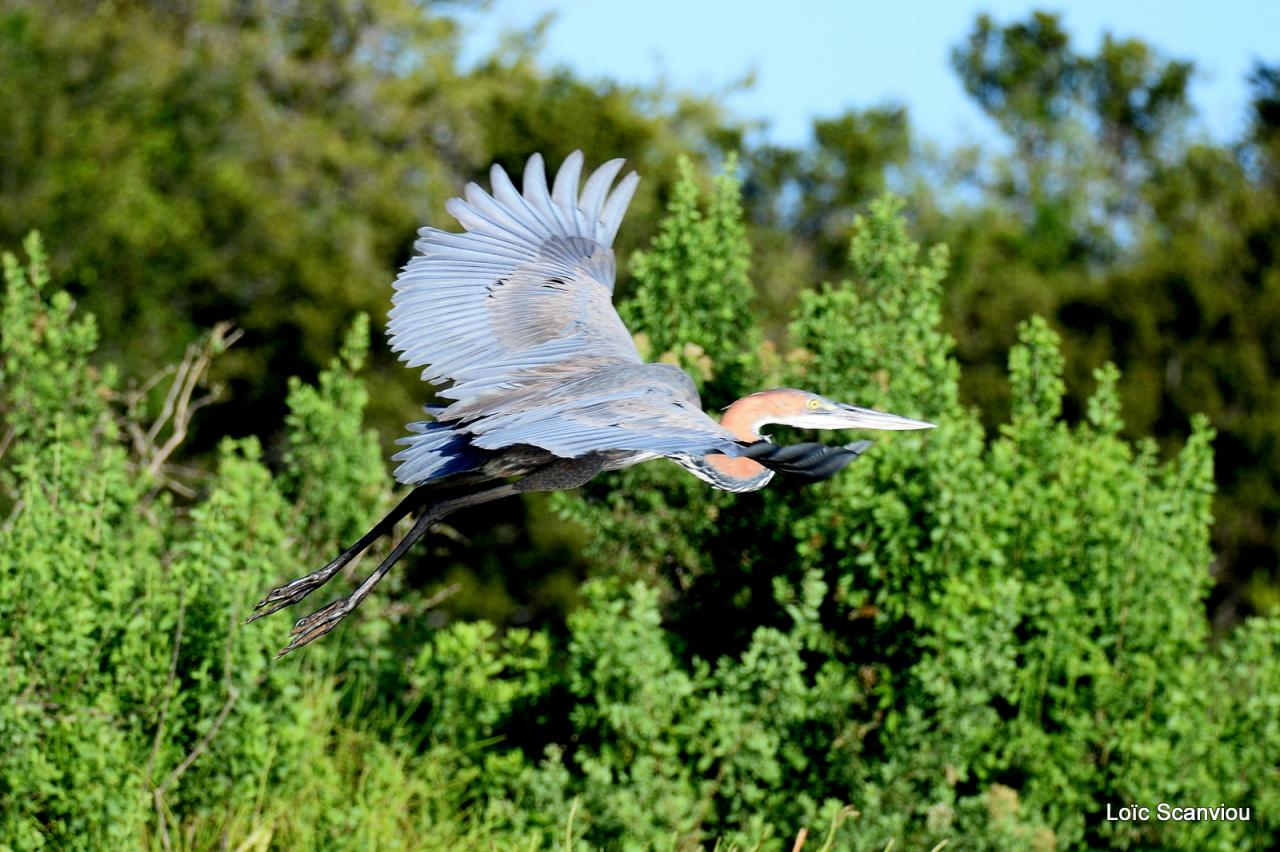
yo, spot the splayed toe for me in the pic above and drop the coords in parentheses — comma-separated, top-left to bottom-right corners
(290, 599, 349, 635)
(274, 599, 354, 657)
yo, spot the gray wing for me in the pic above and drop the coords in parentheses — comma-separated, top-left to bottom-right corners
(388, 151, 642, 396)
(387, 152, 745, 464)
(453, 363, 745, 458)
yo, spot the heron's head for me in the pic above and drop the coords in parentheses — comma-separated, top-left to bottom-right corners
(724, 388, 935, 437)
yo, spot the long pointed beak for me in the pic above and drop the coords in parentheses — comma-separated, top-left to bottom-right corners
(830, 403, 935, 431)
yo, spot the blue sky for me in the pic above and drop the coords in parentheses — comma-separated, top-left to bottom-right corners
(461, 1, 1279, 147)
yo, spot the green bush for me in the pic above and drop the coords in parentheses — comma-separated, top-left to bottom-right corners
(2, 161, 1277, 849)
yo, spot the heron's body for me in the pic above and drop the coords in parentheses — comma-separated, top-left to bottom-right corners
(250, 152, 934, 655)
(397, 363, 778, 494)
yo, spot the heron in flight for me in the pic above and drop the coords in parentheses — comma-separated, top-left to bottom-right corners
(249, 152, 934, 655)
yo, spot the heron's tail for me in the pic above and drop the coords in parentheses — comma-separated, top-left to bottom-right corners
(392, 417, 485, 485)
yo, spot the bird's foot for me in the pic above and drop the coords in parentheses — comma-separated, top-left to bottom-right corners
(276, 595, 360, 657)
(245, 556, 347, 624)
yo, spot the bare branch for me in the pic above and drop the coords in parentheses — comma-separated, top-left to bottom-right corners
(145, 591, 186, 790)
(145, 323, 243, 478)
(148, 571, 244, 848)
(157, 686, 240, 795)
(111, 323, 242, 498)
(382, 582, 461, 622)
(0, 424, 15, 464)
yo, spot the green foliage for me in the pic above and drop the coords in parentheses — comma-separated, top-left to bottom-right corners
(954, 12, 1079, 138)
(2, 234, 146, 848)
(4, 166, 1279, 850)
(553, 189, 1277, 849)
(0, 236, 466, 849)
(789, 195, 956, 420)
(623, 154, 762, 408)
(0, 232, 107, 463)
(929, 10, 1279, 618)
(280, 314, 387, 552)
(741, 106, 912, 317)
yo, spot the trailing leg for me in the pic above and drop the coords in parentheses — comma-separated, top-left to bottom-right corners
(246, 485, 434, 623)
(276, 481, 520, 656)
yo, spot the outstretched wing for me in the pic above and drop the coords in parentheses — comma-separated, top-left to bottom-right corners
(388, 152, 747, 469)
(388, 151, 643, 400)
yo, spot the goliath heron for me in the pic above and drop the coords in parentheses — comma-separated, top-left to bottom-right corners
(249, 151, 934, 655)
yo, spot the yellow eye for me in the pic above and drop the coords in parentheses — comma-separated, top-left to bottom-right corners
(807, 398, 821, 410)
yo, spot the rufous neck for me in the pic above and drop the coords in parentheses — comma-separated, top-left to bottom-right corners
(685, 394, 770, 488)
(720, 395, 771, 442)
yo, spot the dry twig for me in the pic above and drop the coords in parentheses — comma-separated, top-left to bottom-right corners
(116, 322, 242, 498)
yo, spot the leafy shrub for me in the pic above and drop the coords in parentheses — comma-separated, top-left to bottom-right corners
(2, 159, 1277, 850)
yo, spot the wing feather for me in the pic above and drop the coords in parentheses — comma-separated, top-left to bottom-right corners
(388, 151, 740, 470)
(521, 153, 570, 235)
(579, 158, 625, 236)
(550, 150, 585, 237)
(600, 172, 640, 246)
(489, 163, 557, 237)
(462, 183, 546, 244)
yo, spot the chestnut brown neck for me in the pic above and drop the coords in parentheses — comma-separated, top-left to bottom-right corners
(719, 390, 808, 441)
(697, 393, 789, 486)
(719, 395, 767, 442)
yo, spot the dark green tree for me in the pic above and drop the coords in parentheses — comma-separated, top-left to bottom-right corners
(740, 107, 912, 328)
(934, 12, 1280, 618)
(0, 0, 740, 449)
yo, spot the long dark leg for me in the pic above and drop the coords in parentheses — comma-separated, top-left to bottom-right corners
(246, 486, 435, 624)
(275, 481, 520, 657)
